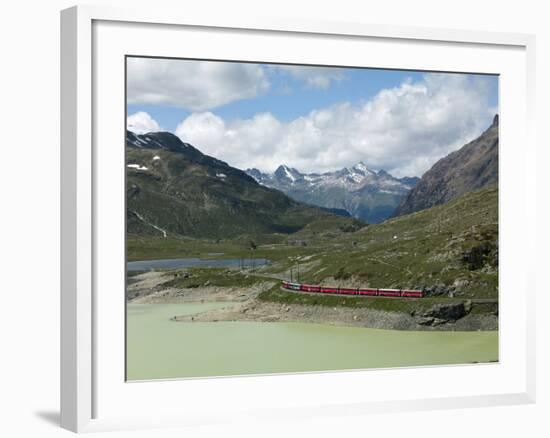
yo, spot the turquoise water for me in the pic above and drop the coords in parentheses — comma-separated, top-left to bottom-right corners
(126, 302, 499, 381)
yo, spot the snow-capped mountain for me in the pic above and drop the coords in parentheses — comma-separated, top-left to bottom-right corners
(245, 163, 419, 224)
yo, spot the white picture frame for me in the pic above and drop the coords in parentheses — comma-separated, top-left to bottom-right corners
(60, 4, 537, 433)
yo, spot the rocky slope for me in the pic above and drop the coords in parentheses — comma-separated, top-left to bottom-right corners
(246, 163, 419, 223)
(394, 115, 498, 216)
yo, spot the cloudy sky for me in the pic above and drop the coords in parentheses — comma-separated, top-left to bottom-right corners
(126, 57, 498, 177)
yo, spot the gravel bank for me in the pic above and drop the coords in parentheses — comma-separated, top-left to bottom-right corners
(173, 297, 498, 331)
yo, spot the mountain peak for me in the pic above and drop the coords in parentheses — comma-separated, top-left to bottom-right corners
(127, 130, 191, 152)
(274, 164, 301, 183)
(245, 162, 419, 223)
(277, 164, 297, 172)
(394, 118, 498, 216)
(351, 161, 375, 175)
(245, 168, 263, 182)
(126, 130, 232, 169)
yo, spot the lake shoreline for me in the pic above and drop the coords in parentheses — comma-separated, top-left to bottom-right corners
(127, 302, 498, 380)
(127, 271, 498, 331)
(172, 298, 498, 332)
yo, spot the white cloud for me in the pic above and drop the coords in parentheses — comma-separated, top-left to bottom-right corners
(175, 73, 496, 177)
(127, 58, 269, 111)
(127, 111, 161, 134)
(176, 112, 283, 166)
(276, 65, 344, 89)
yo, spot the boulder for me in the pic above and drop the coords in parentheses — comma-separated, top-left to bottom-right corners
(415, 302, 470, 326)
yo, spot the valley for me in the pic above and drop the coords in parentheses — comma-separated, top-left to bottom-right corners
(126, 119, 499, 332)
(124, 58, 500, 379)
(127, 186, 498, 331)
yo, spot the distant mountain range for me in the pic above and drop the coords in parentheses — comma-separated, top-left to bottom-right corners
(246, 163, 419, 223)
(126, 112, 498, 239)
(394, 115, 499, 216)
(126, 131, 362, 239)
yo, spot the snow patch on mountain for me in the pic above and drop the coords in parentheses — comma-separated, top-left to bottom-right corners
(245, 162, 420, 223)
(127, 163, 148, 171)
(283, 166, 296, 182)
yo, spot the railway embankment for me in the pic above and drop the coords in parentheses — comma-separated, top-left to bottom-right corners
(128, 270, 498, 331)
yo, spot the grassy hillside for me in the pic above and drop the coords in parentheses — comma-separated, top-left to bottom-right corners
(283, 186, 498, 299)
(129, 186, 498, 301)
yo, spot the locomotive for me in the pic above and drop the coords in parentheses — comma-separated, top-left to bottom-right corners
(281, 280, 423, 298)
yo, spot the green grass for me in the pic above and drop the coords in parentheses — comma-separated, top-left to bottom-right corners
(298, 187, 499, 298)
(257, 284, 496, 314)
(160, 267, 266, 289)
(128, 187, 498, 302)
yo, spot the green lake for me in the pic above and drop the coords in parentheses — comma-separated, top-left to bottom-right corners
(126, 302, 498, 381)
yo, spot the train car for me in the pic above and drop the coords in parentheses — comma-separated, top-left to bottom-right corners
(283, 281, 301, 291)
(339, 287, 358, 296)
(300, 284, 321, 293)
(401, 289, 423, 298)
(377, 288, 401, 297)
(358, 288, 378, 296)
(282, 281, 423, 299)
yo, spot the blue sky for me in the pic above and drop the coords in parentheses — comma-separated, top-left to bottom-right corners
(126, 57, 498, 177)
(129, 67, 427, 131)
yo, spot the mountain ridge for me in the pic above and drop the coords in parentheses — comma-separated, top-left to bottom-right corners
(245, 163, 419, 223)
(394, 115, 499, 216)
(126, 131, 363, 239)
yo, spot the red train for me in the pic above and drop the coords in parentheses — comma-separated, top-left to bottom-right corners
(282, 281, 423, 298)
